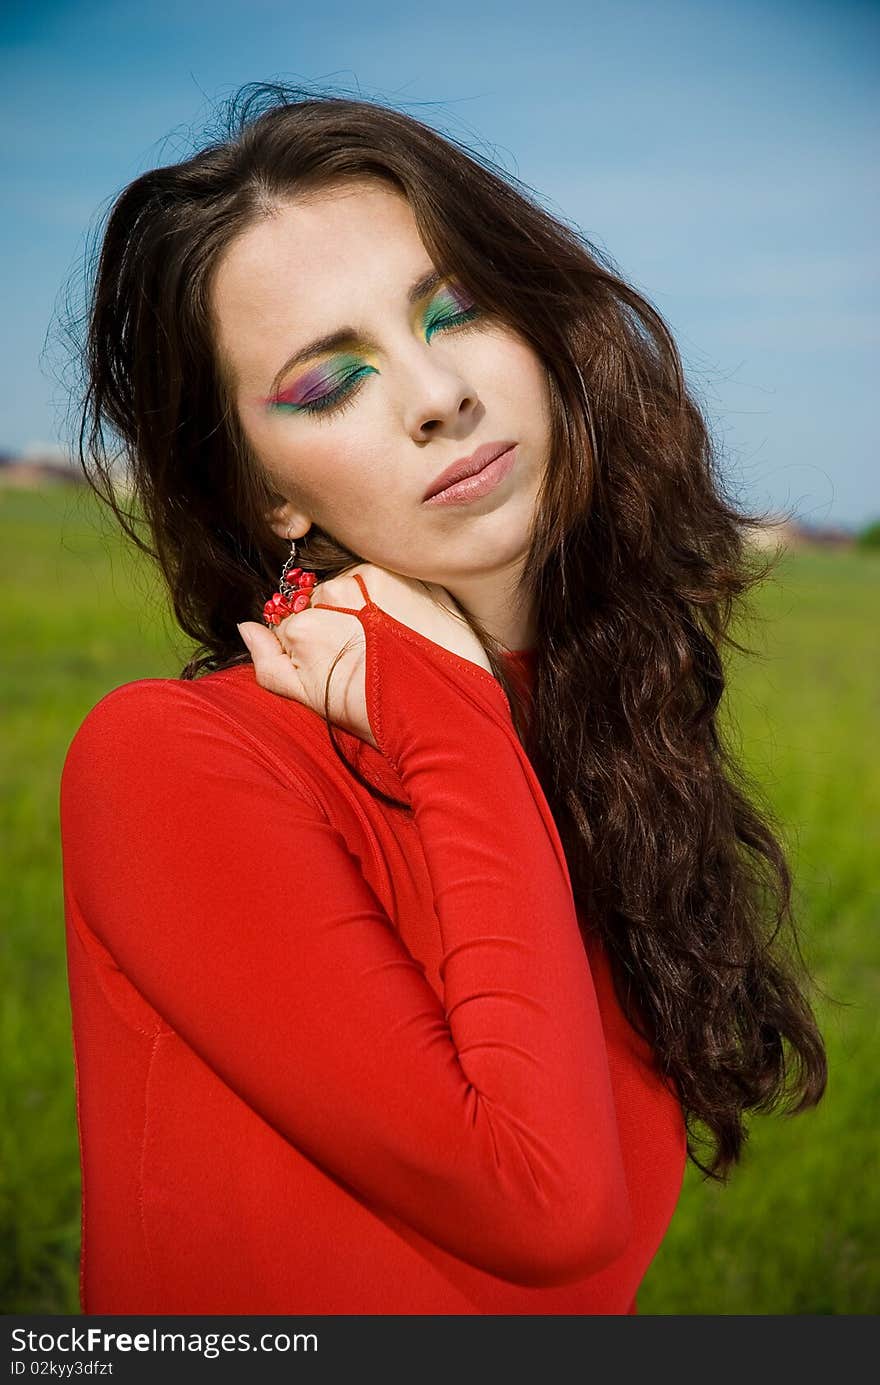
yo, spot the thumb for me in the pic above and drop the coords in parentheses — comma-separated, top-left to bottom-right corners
(236, 620, 286, 663)
(236, 620, 303, 698)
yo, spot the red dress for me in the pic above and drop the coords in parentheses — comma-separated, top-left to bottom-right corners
(59, 572, 686, 1314)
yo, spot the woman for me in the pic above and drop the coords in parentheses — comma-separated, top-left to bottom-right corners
(59, 83, 827, 1315)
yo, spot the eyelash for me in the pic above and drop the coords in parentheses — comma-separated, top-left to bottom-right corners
(297, 304, 484, 422)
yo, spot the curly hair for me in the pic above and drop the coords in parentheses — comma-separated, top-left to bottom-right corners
(69, 80, 828, 1181)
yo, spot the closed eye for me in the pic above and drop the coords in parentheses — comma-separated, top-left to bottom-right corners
(296, 303, 485, 423)
(425, 302, 482, 341)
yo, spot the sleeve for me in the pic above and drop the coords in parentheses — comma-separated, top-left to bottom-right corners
(59, 607, 631, 1289)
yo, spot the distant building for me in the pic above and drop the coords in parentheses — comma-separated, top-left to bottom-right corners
(744, 516, 856, 552)
(744, 517, 801, 552)
(795, 521, 857, 549)
(0, 446, 83, 487)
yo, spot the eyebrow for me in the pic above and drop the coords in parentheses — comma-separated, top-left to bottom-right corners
(265, 267, 445, 400)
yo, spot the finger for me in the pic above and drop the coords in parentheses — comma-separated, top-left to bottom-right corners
(236, 621, 303, 697)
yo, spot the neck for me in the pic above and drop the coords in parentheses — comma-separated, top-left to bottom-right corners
(443, 554, 538, 654)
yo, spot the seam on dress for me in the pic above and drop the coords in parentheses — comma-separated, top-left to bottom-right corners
(363, 603, 386, 749)
(67, 964, 88, 1313)
(68, 914, 163, 1038)
(356, 604, 569, 885)
(66, 889, 169, 1040)
(177, 688, 329, 817)
(356, 602, 513, 712)
(137, 1031, 163, 1313)
(105, 680, 331, 820)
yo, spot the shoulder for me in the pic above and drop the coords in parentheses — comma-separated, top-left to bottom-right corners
(60, 664, 329, 810)
(66, 661, 311, 746)
(64, 668, 244, 756)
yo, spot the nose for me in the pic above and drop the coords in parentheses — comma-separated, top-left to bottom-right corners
(402, 351, 480, 440)
(417, 397, 475, 437)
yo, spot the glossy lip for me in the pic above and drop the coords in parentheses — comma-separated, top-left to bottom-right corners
(422, 440, 518, 502)
(422, 445, 517, 507)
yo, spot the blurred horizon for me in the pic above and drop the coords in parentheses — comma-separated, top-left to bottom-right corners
(2, 0, 877, 526)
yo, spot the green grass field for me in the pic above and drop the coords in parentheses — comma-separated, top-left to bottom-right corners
(1, 483, 877, 1314)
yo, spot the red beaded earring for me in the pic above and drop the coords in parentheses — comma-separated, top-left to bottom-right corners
(262, 531, 318, 627)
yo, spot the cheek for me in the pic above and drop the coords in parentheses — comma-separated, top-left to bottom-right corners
(514, 353, 552, 432)
(485, 335, 547, 404)
(278, 437, 388, 521)
(517, 349, 549, 400)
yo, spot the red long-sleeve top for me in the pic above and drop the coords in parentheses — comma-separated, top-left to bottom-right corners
(59, 574, 686, 1314)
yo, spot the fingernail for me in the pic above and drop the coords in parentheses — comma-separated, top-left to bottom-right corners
(236, 622, 252, 649)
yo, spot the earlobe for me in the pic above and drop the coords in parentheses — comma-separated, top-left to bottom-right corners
(266, 503, 311, 543)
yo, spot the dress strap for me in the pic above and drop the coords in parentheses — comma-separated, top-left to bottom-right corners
(311, 569, 373, 616)
(351, 571, 372, 605)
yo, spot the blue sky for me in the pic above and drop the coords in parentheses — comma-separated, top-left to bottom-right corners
(2, 0, 877, 526)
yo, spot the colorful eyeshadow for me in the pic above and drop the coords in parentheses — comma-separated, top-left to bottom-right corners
(271, 353, 375, 410)
(266, 282, 481, 416)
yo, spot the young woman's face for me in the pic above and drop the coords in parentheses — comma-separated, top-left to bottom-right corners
(211, 179, 552, 589)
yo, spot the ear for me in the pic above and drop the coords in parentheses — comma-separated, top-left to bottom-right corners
(265, 499, 312, 544)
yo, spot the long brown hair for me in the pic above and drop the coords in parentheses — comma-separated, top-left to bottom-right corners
(69, 80, 828, 1181)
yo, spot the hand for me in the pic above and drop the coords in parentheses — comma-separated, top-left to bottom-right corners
(236, 563, 493, 749)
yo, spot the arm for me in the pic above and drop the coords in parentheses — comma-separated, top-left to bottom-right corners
(59, 608, 631, 1288)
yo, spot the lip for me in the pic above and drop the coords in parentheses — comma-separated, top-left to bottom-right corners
(422, 445, 517, 507)
(422, 440, 518, 503)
